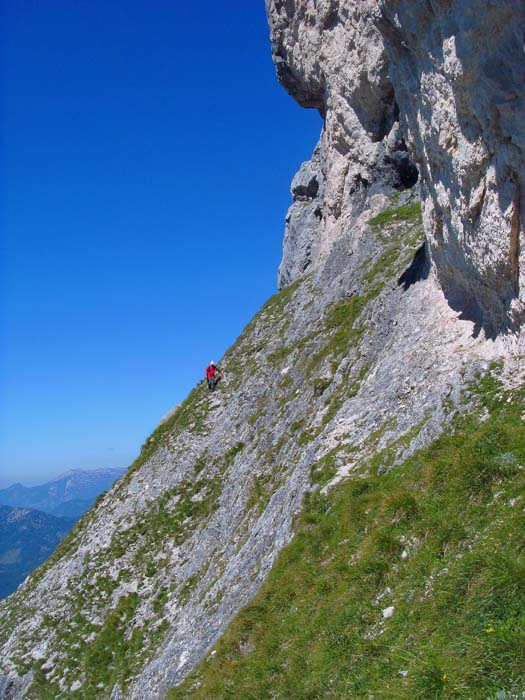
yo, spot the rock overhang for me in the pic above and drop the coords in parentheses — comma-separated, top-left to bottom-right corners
(267, 0, 525, 338)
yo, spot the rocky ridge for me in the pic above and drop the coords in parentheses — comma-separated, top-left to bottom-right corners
(1, 2, 524, 699)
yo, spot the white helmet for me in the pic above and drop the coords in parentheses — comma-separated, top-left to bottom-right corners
(210, 360, 215, 365)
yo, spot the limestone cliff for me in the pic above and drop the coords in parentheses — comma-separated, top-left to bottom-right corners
(1, 2, 524, 699)
(268, 0, 525, 336)
(272, 0, 419, 289)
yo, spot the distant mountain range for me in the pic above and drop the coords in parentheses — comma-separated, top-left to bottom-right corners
(0, 505, 76, 599)
(0, 468, 126, 599)
(0, 468, 126, 518)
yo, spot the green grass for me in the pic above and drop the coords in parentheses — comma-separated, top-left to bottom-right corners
(369, 202, 422, 228)
(305, 294, 374, 376)
(168, 371, 525, 700)
(109, 472, 224, 558)
(312, 377, 332, 397)
(268, 344, 295, 364)
(245, 465, 286, 516)
(320, 362, 371, 428)
(362, 246, 402, 286)
(362, 201, 425, 292)
(224, 441, 245, 467)
(309, 446, 355, 489)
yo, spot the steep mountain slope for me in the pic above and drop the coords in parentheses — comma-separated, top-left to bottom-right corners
(0, 469, 126, 519)
(0, 190, 500, 700)
(1, 1, 524, 699)
(170, 365, 525, 700)
(0, 507, 75, 599)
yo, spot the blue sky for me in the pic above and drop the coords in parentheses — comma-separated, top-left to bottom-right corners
(1, 1, 321, 487)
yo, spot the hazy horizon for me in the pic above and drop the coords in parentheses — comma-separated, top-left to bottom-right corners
(0, 465, 128, 490)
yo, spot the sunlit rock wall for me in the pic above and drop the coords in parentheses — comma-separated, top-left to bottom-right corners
(268, 0, 525, 336)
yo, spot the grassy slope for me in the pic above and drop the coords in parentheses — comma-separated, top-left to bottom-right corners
(169, 366, 525, 700)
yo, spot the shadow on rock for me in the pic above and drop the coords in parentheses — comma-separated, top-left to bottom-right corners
(397, 243, 430, 291)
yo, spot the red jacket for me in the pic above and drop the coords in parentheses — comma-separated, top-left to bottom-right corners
(206, 365, 217, 378)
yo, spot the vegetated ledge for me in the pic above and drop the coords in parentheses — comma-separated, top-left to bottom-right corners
(169, 364, 525, 700)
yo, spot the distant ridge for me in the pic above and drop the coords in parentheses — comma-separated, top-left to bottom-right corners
(0, 468, 126, 519)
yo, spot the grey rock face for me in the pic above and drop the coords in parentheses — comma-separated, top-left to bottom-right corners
(278, 139, 325, 288)
(268, 0, 419, 292)
(268, 0, 525, 336)
(377, 0, 525, 336)
(0, 673, 32, 700)
(277, 122, 418, 289)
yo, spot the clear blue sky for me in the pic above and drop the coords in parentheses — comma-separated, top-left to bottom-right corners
(1, 1, 321, 487)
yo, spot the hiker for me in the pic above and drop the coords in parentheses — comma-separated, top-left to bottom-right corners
(205, 361, 221, 391)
